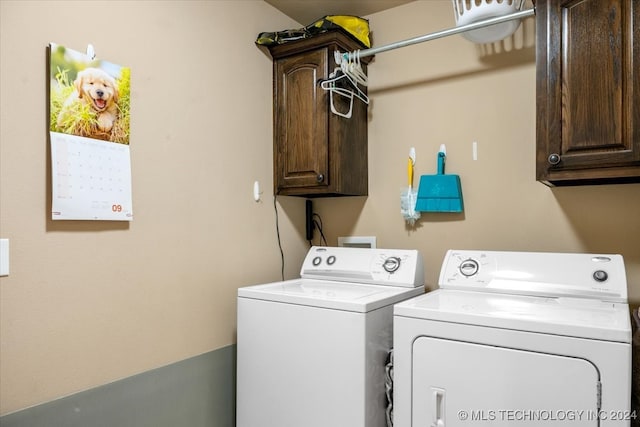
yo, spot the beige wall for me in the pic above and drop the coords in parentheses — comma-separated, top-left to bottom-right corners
(1, 0, 639, 417)
(0, 0, 308, 415)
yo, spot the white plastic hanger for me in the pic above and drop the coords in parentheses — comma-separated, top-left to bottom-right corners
(328, 87, 355, 118)
(345, 50, 368, 87)
(335, 50, 369, 87)
(320, 68, 369, 118)
(321, 69, 369, 103)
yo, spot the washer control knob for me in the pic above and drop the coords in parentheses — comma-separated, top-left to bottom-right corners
(312, 256, 322, 266)
(459, 259, 479, 277)
(593, 270, 608, 282)
(327, 255, 336, 265)
(383, 257, 401, 273)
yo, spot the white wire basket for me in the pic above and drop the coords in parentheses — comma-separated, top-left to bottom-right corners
(452, 0, 526, 43)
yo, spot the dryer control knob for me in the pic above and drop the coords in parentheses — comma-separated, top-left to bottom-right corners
(459, 259, 479, 277)
(593, 270, 608, 282)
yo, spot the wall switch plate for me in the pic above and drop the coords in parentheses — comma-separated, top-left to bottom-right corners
(0, 239, 9, 276)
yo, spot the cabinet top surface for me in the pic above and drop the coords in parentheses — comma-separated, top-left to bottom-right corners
(261, 29, 371, 60)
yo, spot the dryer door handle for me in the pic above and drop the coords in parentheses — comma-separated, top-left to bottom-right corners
(431, 387, 446, 427)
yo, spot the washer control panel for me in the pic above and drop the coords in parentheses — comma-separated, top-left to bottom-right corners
(439, 250, 628, 302)
(301, 246, 424, 288)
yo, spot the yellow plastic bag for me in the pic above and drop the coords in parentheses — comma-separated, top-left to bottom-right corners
(311, 16, 371, 48)
(256, 15, 370, 48)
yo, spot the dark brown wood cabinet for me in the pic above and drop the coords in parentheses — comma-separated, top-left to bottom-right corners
(536, 0, 640, 186)
(264, 31, 370, 197)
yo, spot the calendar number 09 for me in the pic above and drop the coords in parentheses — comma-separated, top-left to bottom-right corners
(111, 204, 123, 212)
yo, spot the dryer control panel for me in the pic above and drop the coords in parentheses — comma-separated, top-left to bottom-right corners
(301, 246, 424, 288)
(438, 250, 628, 302)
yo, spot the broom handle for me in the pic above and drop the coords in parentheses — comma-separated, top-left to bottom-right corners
(437, 152, 446, 175)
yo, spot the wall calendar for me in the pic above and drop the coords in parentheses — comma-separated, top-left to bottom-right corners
(49, 43, 133, 221)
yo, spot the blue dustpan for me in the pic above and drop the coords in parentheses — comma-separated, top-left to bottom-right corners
(415, 146, 464, 213)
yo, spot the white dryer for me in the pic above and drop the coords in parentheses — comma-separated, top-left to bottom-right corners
(237, 246, 425, 427)
(393, 250, 632, 427)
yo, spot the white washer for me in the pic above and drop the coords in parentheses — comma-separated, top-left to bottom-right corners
(393, 250, 632, 427)
(237, 246, 425, 427)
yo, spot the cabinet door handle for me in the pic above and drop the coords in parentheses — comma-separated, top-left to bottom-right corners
(317, 174, 325, 183)
(548, 153, 561, 165)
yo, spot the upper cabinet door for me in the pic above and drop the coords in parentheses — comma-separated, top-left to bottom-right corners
(536, 0, 640, 185)
(274, 49, 330, 192)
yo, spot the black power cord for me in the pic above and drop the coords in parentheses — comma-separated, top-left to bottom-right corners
(310, 213, 327, 247)
(273, 195, 285, 281)
(275, 197, 328, 280)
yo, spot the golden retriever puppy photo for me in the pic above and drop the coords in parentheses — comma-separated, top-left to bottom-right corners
(56, 67, 119, 138)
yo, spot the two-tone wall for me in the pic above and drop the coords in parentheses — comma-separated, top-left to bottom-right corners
(2, 0, 638, 425)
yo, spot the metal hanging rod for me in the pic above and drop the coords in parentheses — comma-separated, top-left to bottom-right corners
(340, 8, 536, 62)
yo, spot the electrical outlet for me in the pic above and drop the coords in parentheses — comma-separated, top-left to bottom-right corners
(338, 236, 376, 248)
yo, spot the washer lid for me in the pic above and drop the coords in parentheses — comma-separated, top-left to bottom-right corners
(238, 278, 424, 313)
(393, 289, 631, 343)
